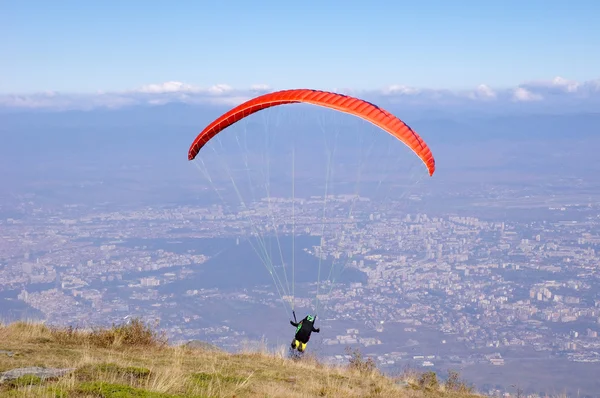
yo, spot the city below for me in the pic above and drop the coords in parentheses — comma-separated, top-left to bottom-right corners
(2, 181, 600, 397)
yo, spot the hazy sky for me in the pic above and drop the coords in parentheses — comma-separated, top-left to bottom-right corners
(2, 0, 599, 94)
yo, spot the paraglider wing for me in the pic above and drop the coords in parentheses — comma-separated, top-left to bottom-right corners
(187, 89, 435, 176)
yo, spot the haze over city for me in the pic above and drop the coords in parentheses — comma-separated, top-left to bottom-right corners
(2, 1, 600, 397)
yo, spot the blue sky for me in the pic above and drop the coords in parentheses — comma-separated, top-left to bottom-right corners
(1, 0, 599, 94)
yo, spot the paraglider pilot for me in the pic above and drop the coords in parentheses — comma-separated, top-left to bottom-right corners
(290, 313, 320, 352)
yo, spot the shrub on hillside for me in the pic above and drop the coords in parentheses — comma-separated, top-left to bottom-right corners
(50, 318, 167, 348)
(345, 346, 378, 374)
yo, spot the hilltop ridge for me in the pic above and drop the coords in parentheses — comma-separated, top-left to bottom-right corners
(0, 319, 479, 397)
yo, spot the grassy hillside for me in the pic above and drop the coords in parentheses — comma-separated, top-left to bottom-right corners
(0, 319, 479, 397)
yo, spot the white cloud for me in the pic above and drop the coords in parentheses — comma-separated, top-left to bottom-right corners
(512, 87, 543, 102)
(551, 76, 580, 92)
(0, 92, 139, 110)
(137, 81, 200, 94)
(147, 98, 172, 106)
(383, 85, 420, 95)
(330, 87, 355, 95)
(207, 84, 233, 94)
(1, 77, 599, 111)
(580, 78, 600, 92)
(468, 84, 496, 100)
(250, 84, 270, 92)
(520, 76, 580, 94)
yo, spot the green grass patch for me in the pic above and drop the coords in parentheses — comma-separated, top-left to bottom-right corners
(76, 363, 151, 382)
(77, 381, 178, 398)
(6, 374, 42, 388)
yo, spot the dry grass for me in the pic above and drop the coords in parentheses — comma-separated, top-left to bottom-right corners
(0, 320, 482, 398)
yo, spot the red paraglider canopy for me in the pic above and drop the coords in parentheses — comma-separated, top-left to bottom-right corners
(188, 89, 435, 176)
